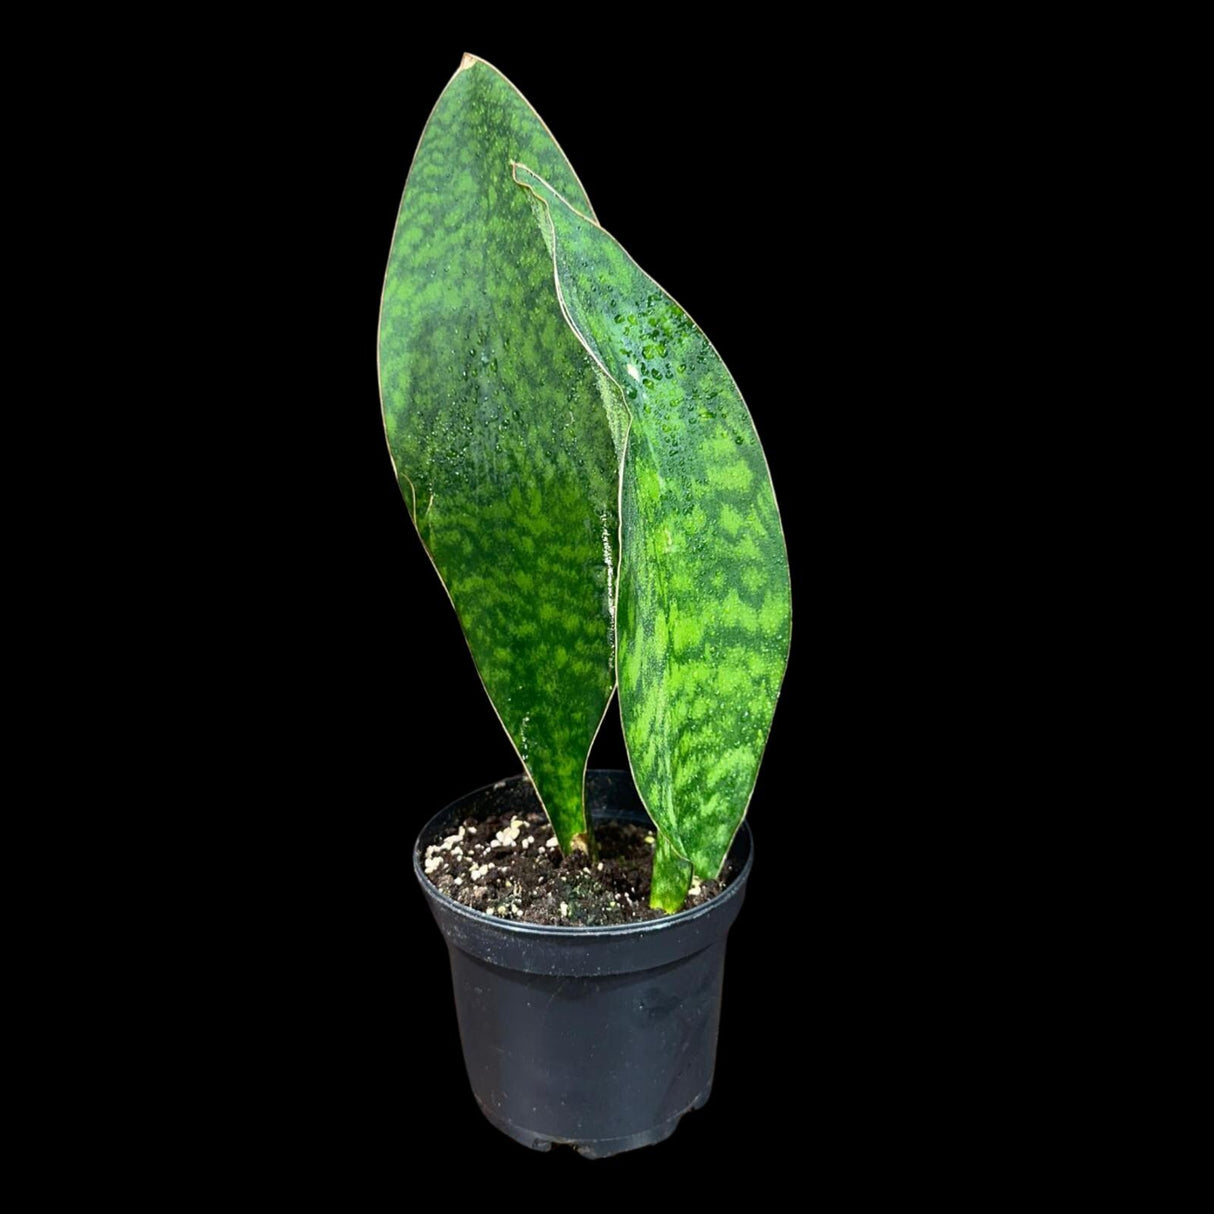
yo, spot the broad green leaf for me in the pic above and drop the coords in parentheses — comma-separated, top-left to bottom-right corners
(379, 57, 621, 852)
(515, 165, 792, 908)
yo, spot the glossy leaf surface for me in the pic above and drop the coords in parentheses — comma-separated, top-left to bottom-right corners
(515, 166, 791, 908)
(379, 59, 620, 850)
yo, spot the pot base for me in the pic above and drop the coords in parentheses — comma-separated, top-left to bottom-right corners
(475, 1086, 711, 1158)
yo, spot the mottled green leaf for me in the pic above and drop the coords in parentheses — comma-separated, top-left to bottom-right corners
(515, 165, 792, 900)
(378, 57, 621, 851)
(650, 831, 694, 916)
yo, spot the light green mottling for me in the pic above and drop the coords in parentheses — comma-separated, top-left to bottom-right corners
(515, 164, 791, 893)
(378, 59, 619, 852)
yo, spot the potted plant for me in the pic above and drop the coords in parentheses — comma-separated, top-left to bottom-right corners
(379, 53, 790, 1156)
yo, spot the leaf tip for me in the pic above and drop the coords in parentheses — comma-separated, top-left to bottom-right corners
(458, 52, 478, 72)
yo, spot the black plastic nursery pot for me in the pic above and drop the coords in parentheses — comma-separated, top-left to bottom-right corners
(413, 769, 753, 1158)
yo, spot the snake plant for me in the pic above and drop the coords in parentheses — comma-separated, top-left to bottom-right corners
(379, 54, 790, 912)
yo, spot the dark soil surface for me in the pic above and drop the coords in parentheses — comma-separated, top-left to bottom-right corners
(420, 808, 734, 925)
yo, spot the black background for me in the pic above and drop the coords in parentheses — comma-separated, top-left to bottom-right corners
(251, 22, 986, 1186)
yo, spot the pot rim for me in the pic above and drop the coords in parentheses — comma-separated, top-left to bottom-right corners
(413, 770, 754, 940)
